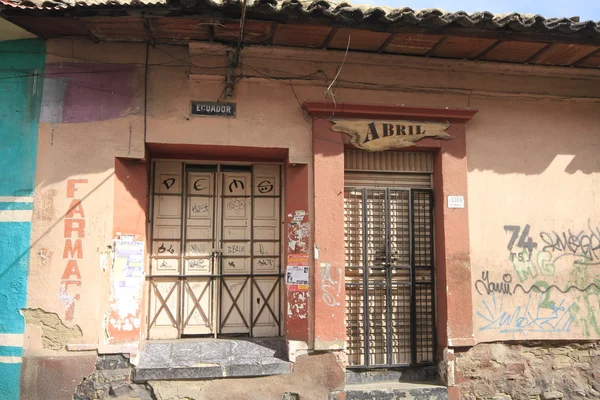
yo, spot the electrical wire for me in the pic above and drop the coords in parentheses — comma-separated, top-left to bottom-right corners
(0, 45, 230, 82)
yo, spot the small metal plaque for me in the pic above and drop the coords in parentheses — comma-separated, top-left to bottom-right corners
(191, 101, 236, 117)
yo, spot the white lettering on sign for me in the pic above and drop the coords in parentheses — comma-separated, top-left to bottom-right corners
(448, 196, 465, 209)
(191, 101, 236, 117)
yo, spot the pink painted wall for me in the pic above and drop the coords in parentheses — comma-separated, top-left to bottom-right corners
(24, 38, 600, 361)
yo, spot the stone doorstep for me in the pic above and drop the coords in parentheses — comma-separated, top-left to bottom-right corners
(342, 382, 448, 400)
(346, 366, 440, 385)
(133, 338, 292, 381)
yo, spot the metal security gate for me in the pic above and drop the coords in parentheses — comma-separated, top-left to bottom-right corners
(148, 161, 282, 339)
(344, 182, 435, 367)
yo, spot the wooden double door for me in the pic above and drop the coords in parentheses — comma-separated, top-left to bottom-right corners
(148, 162, 282, 339)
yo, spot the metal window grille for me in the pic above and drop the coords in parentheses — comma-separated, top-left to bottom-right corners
(344, 187, 435, 367)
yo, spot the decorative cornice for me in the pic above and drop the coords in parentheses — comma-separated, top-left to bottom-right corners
(302, 101, 478, 123)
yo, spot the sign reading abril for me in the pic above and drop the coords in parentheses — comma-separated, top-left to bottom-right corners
(331, 119, 451, 151)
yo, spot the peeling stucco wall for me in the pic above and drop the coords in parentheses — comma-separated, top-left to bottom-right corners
(21, 308, 82, 351)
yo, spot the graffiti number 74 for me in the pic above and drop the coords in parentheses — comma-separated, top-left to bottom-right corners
(504, 225, 538, 255)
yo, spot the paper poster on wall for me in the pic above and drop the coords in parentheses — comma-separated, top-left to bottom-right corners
(286, 266, 309, 291)
(286, 253, 309, 291)
(113, 239, 144, 292)
(107, 237, 145, 342)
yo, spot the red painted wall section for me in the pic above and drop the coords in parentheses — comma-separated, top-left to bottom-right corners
(284, 163, 310, 341)
(312, 118, 346, 350)
(113, 158, 148, 238)
(108, 157, 148, 343)
(431, 123, 475, 347)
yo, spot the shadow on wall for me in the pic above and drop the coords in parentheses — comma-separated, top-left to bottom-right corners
(466, 99, 600, 175)
(0, 173, 114, 285)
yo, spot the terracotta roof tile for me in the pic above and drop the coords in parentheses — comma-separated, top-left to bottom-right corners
(1, 0, 598, 38)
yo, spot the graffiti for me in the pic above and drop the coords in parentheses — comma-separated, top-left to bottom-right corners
(228, 179, 244, 193)
(158, 243, 175, 254)
(513, 282, 600, 294)
(193, 179, 207, 192)
(60, 179, 87, 321)
(228, 261, 236, 268)
(227, 198, 245, 210)
(158, 260, 170, 269)
(191, 203, 209, 214)
(475, 271, 512, 296)
(321, 263, 342, 306)
(258, 244, 267, 255)
(227, 244, 245, 254)
(476, 291, 575, 338)
(540, 221, 600, 261)
(567, 262, 600, 337)
(257, 180, 273, 194)
(479, 222, 600, 339)
(511, 249, 556, 282)
(190, 244, 205, 255)
(258, 258, 274, 267)
(189, 259, 206, 270)
(504, 225, 538, 260)
(163, 177, 175, 190)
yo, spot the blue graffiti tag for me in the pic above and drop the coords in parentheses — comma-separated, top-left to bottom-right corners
(476, 291, 575, 339)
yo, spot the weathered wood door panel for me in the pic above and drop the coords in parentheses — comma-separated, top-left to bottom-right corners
(148, 162, 282, 339)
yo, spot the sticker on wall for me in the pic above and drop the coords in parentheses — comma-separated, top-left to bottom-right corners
(331, 119, 451, 151)
(448, 195, 465, 208)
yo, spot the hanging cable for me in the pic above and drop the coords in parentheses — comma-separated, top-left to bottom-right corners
(235, 0, 248, 67)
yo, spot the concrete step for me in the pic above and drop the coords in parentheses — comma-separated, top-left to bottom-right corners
(346, 366, 439, 384)
(341, 381, 448, 400)
(134, 338, 291, 381)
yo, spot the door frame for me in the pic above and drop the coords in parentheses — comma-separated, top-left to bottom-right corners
(145, 159, 286, 339)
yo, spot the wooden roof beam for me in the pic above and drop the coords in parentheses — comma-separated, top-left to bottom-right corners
(524, 42, 553, 64)
(424, 36, 447, 57)
(572, 47, 600, 66)
(474, 39, 502, 60)
(321, 27, 338, 49)
(376, 33, 395, 53)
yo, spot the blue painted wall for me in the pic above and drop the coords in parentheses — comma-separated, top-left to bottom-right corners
(0, 38, 45, 400)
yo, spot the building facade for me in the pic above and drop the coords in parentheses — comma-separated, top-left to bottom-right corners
(2, 2, 600, 399)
